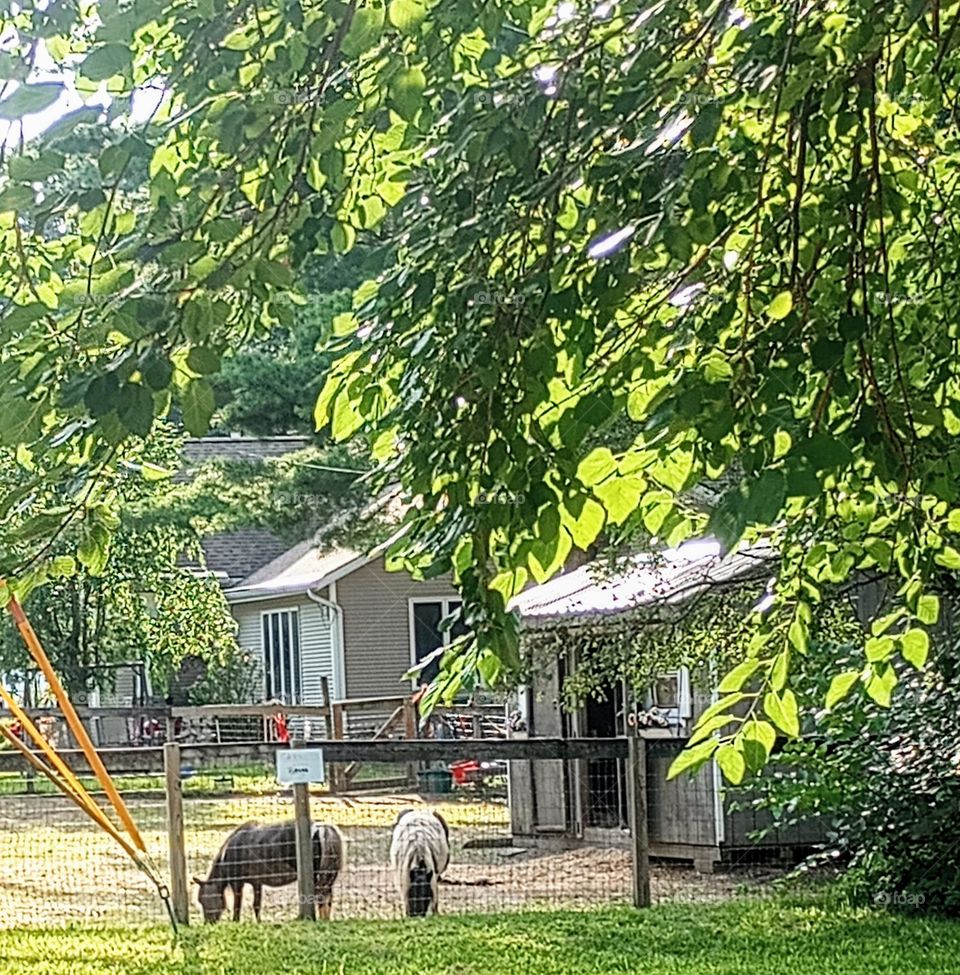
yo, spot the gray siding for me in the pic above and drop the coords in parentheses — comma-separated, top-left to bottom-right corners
(646, 740, 718, 847)
(231, 593, 334, 706)
(337, 557, 459, 699)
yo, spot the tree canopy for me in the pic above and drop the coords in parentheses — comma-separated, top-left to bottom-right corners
(2, 0, 960, 778)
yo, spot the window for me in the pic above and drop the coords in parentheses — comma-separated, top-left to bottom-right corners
(409, 599, 468, 686)
(262, 609, 302, 704)
(647, 668, 692, 725)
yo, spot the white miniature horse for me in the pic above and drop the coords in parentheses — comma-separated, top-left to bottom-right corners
(389, 809, 450, 917)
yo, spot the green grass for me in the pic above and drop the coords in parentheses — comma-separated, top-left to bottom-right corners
(0, 765, 280, 798)
(0, 897, 957, 975)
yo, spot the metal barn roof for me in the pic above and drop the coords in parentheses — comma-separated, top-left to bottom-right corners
(511, 540, 776, 624)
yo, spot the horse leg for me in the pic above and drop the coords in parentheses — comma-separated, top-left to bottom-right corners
(232, 883, 243, 921)
(253, 883, 262, 922)
(316, 886, 331, 920)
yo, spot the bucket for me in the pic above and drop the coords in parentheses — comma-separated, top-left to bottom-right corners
(418, 768, 453, 794)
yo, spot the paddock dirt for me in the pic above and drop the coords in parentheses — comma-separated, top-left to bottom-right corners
(0, 791, 784, 926)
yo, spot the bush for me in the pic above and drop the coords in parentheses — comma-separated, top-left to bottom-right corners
(747, 613, 960, 916)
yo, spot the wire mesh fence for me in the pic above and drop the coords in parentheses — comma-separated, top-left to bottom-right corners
(182, 753, 634, 923)
(0, 780, 171, 926)
(0, 736, 810, 928)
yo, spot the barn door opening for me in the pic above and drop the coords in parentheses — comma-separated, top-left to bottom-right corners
(583, 682, 628, 828)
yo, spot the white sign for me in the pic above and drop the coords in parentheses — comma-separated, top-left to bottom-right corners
(276, 748, 326, 785)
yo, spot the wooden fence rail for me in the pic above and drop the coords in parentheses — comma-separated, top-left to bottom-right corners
(0, 736, 628, 774)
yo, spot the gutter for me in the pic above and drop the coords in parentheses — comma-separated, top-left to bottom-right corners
(306, 585, 346, 700)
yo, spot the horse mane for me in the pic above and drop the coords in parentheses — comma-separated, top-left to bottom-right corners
(390, 810, 450, 916)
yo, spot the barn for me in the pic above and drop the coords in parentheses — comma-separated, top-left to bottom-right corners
(507, 540, 826, 872)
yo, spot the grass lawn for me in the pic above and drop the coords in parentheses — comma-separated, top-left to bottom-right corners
(0, 897, 956, 975)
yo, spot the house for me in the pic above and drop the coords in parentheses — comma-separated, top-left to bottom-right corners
(223, 537, 463, 713)
(507, 539, 825, 872)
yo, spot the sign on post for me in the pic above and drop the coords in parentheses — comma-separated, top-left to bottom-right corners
(276, 747, 326, 785)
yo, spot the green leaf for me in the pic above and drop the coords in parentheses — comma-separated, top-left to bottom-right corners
(390, 67, 426, 121)
(717, 659, 761, 693)
(181, 380, 216, 436)
(332, 392, 364, 441)
(594, 475, 645, 525)
(186, 346, 221, 375)
(80, 44, 131, 81)
(916, 593, 940, 624)
(9, 152, 65, 181)
(99, 144, 130, 180)
(388, 0, 428, 32)
(715, 743, 746, 784)
(935, 546, 960, 569)
(528, 527, 573, 583)
(561, 497, 606, 550)
(255, 259, 294, 288)
(341, 5, 386, 57)
(770, 649, 790, 691)
(667, 737, 719, 780)
(689, 103, 721, 147)
(864, 664, 897, 707)
(0, 398, 45, 446)
(141, 354, 173, 392)
(901, 628, 929, 669)
(0, 84, 63, 120)
(787, 617, 808, 654)
(118, 383, 155, 438)
(687, 712, 738, 746)
(763, 689, 800, 737)
(577, 447, 617, 486)
(825, 670, 860, 709)
(77, 525, 111, 576)
(865, 635, 895, 662)
(50, 555, 77, 578)
(331, 222, 356, 254)
(766, 291, 793, 320)
(332, 312, 359, 337)
(838, 312, 867, 341)
(741, 720, 777, 763)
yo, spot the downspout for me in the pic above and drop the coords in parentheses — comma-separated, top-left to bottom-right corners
(306, 587, 346, 701)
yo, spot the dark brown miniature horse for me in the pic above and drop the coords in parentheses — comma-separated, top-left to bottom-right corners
(194, 821, 342, 922)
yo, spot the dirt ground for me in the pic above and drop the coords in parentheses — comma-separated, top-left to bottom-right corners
(0, 791, 785, 926)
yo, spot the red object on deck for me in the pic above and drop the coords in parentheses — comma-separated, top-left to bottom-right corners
(450, 759, 480, 786)
(274, 714, 290, 743)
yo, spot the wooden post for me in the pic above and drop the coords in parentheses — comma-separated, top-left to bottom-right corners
(164, 742, 190, 925)
(320, 677, 333, 740)
(330, 703, 345, 793)
(627, 734, 651, 908)
(293, 782, 315, 920)
(403, 697, 418, 787)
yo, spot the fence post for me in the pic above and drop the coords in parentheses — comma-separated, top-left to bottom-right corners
(330, 703, 345, 793)
(627, 734, 651, 908)
(163, 742, 190, 925)
(403, 697, 418, 787)
(293, 782, 315, 920)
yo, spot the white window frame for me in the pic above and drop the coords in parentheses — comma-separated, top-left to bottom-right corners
(407, 597, 463, 688)
(260, 608, 303, 704)
(646, 667, 692, 726)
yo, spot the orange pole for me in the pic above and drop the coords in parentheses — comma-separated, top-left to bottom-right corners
(7, 594, 146, 852)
